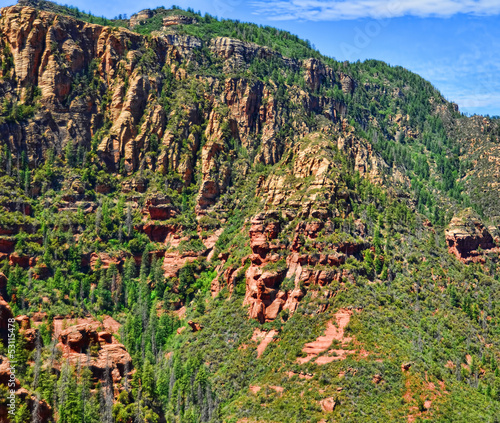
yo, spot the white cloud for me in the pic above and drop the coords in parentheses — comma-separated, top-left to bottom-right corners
(410, 50, 500, 114)
(250, 0, 500, 21)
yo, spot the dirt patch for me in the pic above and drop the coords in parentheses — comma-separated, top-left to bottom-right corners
(297, 309, 356, 364)
(287, 371, 313, 379)
(249, 385, 261, 394)
(253, 329, 278, 358)
(319, 397, 336, 412)
(270, 386, 283, 394)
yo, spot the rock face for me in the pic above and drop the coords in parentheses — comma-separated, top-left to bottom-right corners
(445, 209, 497, 263)
(144, 196, 178, 220)
(0, 4, 354, 215)
(0, 272, 7, 299)
(242, 208, 362, 323)
(57, 321, 133, 383)
(129, 9, 154, 28)
(163, 15, 197, 27)
(0, 357, 52, 422)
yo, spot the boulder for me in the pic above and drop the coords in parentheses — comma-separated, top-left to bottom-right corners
(15, 315, 30, 329)
(320, 397, 337, 412)
(188, 320, 202, 332)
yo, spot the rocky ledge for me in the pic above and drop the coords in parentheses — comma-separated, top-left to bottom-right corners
(445, 208, 499, 263)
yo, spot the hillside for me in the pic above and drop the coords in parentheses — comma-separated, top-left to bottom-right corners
(1, 2, 500, 422)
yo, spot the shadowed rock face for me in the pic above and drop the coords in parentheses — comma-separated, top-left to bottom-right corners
(445, 208, 497, 263)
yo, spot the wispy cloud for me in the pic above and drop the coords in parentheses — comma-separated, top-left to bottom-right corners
(410, 43, 500, 115)
(250, 0, 500, 21)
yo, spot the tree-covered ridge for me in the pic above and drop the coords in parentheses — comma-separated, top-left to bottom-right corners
(125, 4, 488, 222)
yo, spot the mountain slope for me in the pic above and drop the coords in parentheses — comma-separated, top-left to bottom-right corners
(1, 2, 500, 422)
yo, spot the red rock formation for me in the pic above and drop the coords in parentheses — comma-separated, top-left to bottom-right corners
(129, 9, 154, 28)
(320, 397, 337, 412)
(0, 357, 52, 421)
(14, 315, 29, 329)
(0, 238, 16, 254)
(252, 329, 278, 358)
(163, 251, 200, 278)
(9, 252, 31, 268)
(144, 196, 178, 220)
(140, 222, 177, 242)
(22, 328, 40, 351)
(57, 321, 132, 383)
(15, 315, 38, 351)
(90, 251, 128, 270)
(188, 320, 202, 332)
(163, 15, 197, 27)
(298, 309, 355, 365)
(242, 210, 360, 322)
(211, 265, 238, 298)
(445, 209, 497, 263)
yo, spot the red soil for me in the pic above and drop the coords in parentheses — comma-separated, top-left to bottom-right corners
(297, 309, 354, 364)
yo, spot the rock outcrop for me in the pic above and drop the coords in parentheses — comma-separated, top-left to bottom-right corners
(242, 209, 362, 322)
(57, 321, 133, 383)
(0, 357, 52, 422)
(129, 9, 154, 28)
(445, 209, 498, 263)
(163, 15, 197, 27)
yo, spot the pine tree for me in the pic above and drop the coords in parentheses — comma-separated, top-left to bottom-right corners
(139, 246, 150, 282)
(57, 364, 80, 423)
(374, 255, 383, 275)
(65, 139, 76, 167)
(142, 359, 156, 400)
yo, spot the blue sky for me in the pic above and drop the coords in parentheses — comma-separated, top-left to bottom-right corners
(1, 0, 499, 116)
